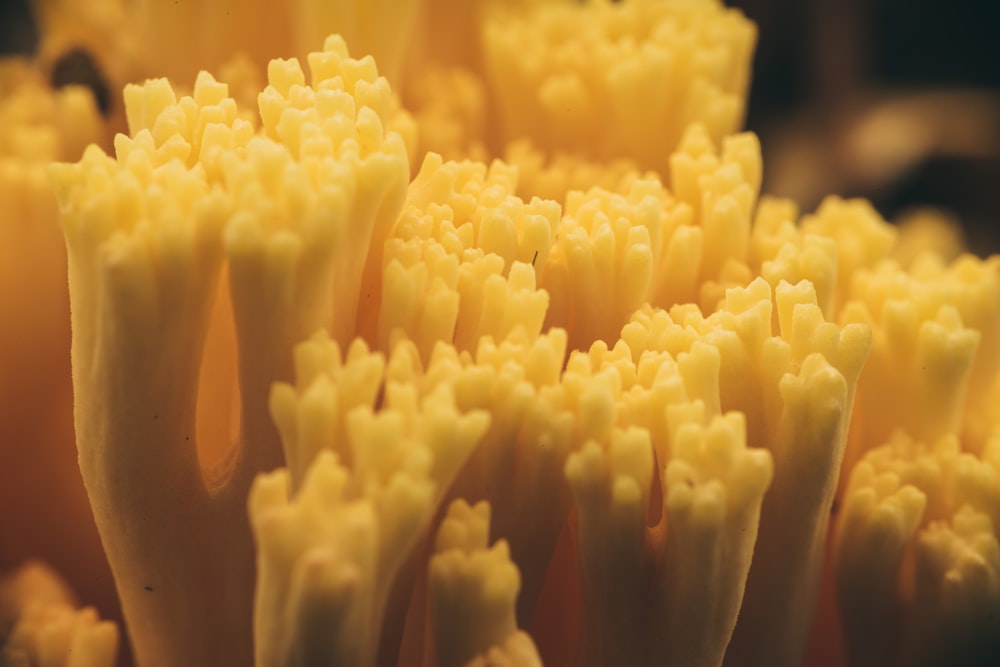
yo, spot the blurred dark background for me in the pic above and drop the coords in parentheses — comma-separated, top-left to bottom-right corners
(0, 0, 37, 57)
(736, 0, 1000, 254)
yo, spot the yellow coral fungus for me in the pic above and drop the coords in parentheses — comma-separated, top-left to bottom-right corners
(2, 1, 999, 667)
(46, 36, 409, 667)
(0, 562, 119, 667)
(482, 0, 755, 176)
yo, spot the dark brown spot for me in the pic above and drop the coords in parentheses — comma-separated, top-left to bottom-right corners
(51, 47, 111, 116)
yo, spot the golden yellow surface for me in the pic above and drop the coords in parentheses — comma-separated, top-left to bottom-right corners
(2, 1, 998, 666)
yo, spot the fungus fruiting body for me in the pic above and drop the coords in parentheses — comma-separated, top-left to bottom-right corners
(1, 1, 999, 666)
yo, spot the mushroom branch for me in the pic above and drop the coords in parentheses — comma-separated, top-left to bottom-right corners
(538, 125, 763, 352)
(831, 250, 1000, 667)
(428, 499, 542, 667)
(0, 561, 119, 667)
(481, 0, 755, 179)
(256, 330, 489, 665)
(564, 276, 869, 666)
(378, 153, 580, 628)
(713, 280, 869, 666)
(47, 35, 409, 666)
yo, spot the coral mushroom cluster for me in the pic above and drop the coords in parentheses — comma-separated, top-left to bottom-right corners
(1, 1, 999, 666)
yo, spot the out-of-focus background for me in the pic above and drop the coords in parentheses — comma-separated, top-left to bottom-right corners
(738, 0, 1000, 254)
